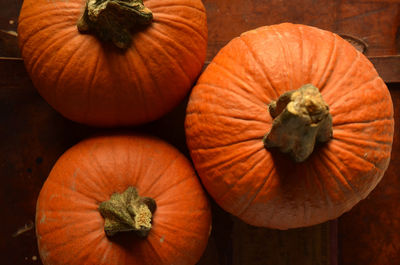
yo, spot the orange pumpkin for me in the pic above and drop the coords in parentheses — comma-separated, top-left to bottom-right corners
(18, 0, 207, 126)
(36, 134, 211, 264)
(185, 23, 394, 229)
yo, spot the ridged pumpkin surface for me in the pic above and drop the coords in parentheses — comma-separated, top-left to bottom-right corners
(36, 135, 211, 265)
(18, 0, 207, 126)
(185, 23, 394, 229)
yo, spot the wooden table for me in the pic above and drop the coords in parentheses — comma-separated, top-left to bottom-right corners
(1, 0, 399, 264)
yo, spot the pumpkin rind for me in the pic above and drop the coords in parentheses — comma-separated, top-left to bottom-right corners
(18, 0, 207, 126)
(185, 23, 394, 229)
(36, 134, 211, 265)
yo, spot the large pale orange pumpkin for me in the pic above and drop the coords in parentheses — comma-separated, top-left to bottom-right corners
(18, 0, 207, 126)
(185, 23, 394, 229)
(36, 134, 211, 265)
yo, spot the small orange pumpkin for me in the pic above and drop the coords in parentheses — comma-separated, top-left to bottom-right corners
(18, 0, 207, 126)
(185, 23, 394, 229)
(36, 134, 211, 264)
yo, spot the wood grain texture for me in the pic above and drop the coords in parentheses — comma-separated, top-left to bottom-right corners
(203, 0, 400, 60)
(231, 218, 331, 265)
(0, 0, 399, 263)
(0, 58, 334, 265)
(0, 59, 91, 264)
(338, 84, 400, 265)
(0, 58, 191, 264)
(0, 0, 399, 82)
(369, 55, 400, 83)
(3, 56, 399, 264)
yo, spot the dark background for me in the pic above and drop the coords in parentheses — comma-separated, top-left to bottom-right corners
(1, 0, 399, 264)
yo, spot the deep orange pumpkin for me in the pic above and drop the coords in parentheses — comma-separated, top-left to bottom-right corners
(185, 23, 394, 229)
(36, 134, 211, 265)
(18, 0, 207, 126)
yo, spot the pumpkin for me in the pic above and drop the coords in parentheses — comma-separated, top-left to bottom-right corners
(185, 23, 394, 229)
(35, 134, 211, 265)
(17, 0, 207, 126)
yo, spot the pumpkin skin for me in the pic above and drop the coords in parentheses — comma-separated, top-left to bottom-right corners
(36, 134, 211, 265)
(185, 23, 394, 229)
(18, 0, 207, 126)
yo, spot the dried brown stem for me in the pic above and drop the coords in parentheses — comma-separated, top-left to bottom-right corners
(263, 84, 332, 162)
(99, 186, 156, 237)
(77, 0, 153, 49)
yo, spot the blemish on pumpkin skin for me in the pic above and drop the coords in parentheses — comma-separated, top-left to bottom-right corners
(71, 168, 80, 191)
(160, 235, 165, 243)
(40, 214, 46, 224)
(101, 251, 109, 263)
(49, 194, 58, 201)
(40, 247, 50, 261)
(44, 217, 59, 223)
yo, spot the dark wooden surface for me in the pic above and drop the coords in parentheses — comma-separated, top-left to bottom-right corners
(204, 0, 400, 58)
(369, 56, 400, 83)
(338, 87, 400, 265)
(1, 58, 399, 265)
(0, 58, 334, 265)
(0, 0, 399, 264)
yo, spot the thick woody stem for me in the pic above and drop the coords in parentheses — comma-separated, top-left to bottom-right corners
(77, 0, 153, 49)
(99, 186, 156, 237)
(263, 84, 332, 162)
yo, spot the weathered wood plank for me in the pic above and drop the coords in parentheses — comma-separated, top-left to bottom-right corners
(369, 56, 400, 83)
(203, 0, 400, 59)
(0, 58, 191, 264)
(338, 85, 400, 265)
(231, 218, 332, 265)
(0, 0, 399, 263)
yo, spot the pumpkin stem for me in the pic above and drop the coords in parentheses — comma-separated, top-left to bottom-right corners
(99, 186, 156, 237)
(263, 84, 332, 162)
(77, 0, 153, 49)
